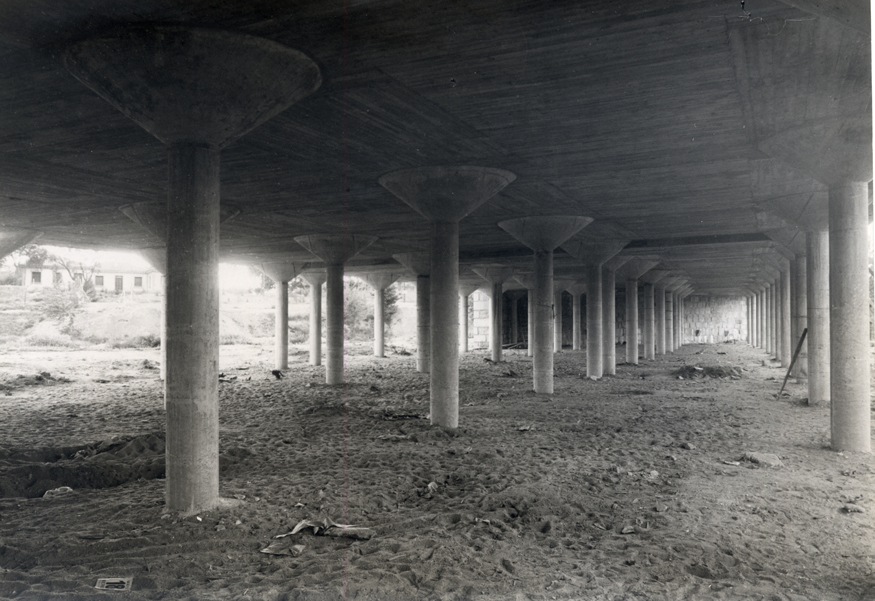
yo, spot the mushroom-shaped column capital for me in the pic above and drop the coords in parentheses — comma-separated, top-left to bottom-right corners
(120, 201, 241, 243)
(295, 234, 377, 265)
(498, 216, 593, 252)
(259, 261, 305, 284)
(0, 227, 42, 260)
(603, 255, 631, 273)
(561, 239, 628, 266)
(459, 280, 486, 297)
(393, 252, 431, 276)
(472, 265, 516, 285)
(617, 259, 659, 282)
(140, 247, 168, 274)
(640, 269, 670, 285)
(566, 281, 587, 296)
(358, 272, 402, 291)
(65, 26, 322, 148)
(380, 166, 516, 222)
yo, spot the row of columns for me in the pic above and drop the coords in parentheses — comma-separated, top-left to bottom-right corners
(748, 181, 870, 453)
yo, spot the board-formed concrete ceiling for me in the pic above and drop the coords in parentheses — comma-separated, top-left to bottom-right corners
(0, 0, 869, 294)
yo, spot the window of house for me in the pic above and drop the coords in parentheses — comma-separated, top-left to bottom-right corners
(95, 275, 104, 286)
(31, 271, 41, 284)
(134, 276, 143, 287)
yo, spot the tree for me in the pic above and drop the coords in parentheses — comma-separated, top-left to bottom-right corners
(48, 250, 100, 301)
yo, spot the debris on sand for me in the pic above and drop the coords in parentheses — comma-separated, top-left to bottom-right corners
(43, 486, 74, 498)
(741, 452, 784, 468)
(674, 365, 743, 379)
(278, 517, 374, 540)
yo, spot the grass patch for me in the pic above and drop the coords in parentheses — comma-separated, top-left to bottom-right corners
(23, 335, 79, 348)
(110, 334, 161, 349)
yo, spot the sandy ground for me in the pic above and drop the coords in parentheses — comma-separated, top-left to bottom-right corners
(0, 341, 873, 601)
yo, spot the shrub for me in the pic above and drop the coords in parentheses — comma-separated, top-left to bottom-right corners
(24, 334, 78, 348)
(111, 335, 160, 349)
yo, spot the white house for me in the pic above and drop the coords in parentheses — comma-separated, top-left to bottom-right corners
(22, 258, 162, 293)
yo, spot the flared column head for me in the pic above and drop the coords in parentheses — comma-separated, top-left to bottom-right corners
(258, 261, 305, 284)
(640, 269, 670, 285)
(498, 216, 593, 252)
(617, 258, 659, 281)
(760, 198, 828, 232)
(471, 265, 516, 285)
(566, 281, 587, 296)
(393, 252, 431, 276)
(459, 279, 486, 297)
(294, 234, 377, 265)
(561, 238, 628, 266)
(603, 255, 631, 273)
(0, 227, 42, 260)
(300, 270, 327, 288)
(120, 201, 241, 243)
(140, 247, 168, 274)
(379, 166, 515, 222)
(65, 26, 321, 148)
(513, 272, 535, 289)
(554, 277, 575, 294)
(358, 272, 402, 291)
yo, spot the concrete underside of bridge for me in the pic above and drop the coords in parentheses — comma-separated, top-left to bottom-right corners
(0, 0, 871, 514)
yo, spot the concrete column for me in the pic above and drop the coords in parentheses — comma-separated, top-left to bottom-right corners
(275, 282, 289, 368)
(499, 216, 593, 394)
(510, 293, 520, 344)
(527, 288, 534, 356)
(759, 288, 766, 350)
(780, 261, 792, 368)
(472, 266, 515, 362)
(672, 292, 680, 348)
(514, 274, 536, 357)
(665, 291, 674, 352)
(301, 272, 326, 366)
(430, 220, 460, 429)
(585, 264, 603, 378)
(416, 275, 430, 372)
(359, 272, 401, 358)
(324, 263, 343, 384)
(655, 284, 666, 355)
(459, 291, 470, 352)
(643, 283, 655, 360)
(536, 251, 555, 390)
(560, 243, 629, 376)
(382, 166, 516, 429)
(394, 253, 431, 371)
(65, 25, 322, 514)
(259, 262, 304, 370)
(164, 144, 220, 514)
(772, 280, 780, 359)
(374, 287, 385, 357)
(491, 283, 504, 358)
(792, 256, 808, 380)
(458, 283, 481, 353)
(296, 235, 377, 384)
(602, 268, 617, 374)
(828, 182, 870, 452)
(567, 283, 586, 351)
(625, 280, 638, 364)
(765, 284, 774, 357)
(554, 288, 564, 352)
(807, 230, 829, 406)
